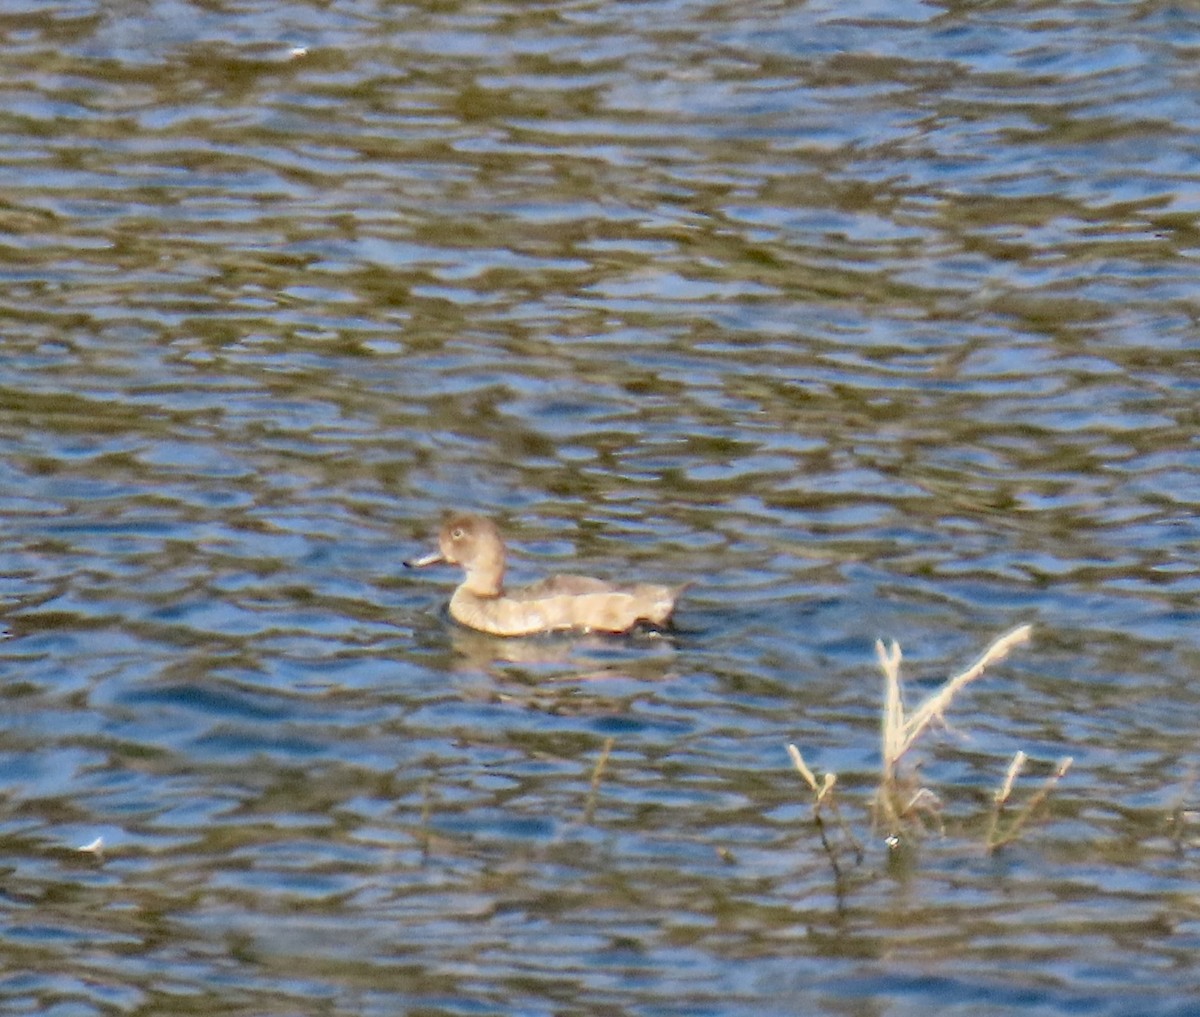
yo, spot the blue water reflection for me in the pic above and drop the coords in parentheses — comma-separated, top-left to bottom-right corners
(0, 0, 1197, 1014)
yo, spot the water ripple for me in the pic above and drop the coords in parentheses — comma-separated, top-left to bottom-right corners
(0, 0, 1197, 1013)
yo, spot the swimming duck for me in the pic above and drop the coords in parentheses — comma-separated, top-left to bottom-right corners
(404, 513, 683, 637)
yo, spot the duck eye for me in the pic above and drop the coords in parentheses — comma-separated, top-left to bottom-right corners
(451, 527, 464, 540)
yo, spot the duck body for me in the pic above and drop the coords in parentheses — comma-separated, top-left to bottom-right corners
(405, 514, 682, 637)
(449, 573, 679, 637)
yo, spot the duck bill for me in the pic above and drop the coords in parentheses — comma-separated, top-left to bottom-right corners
(403, 549, 445, 569)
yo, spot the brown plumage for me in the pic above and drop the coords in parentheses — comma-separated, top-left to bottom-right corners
(404, 514, 683, 637)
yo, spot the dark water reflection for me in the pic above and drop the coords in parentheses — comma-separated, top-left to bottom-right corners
(1, 0, 1198, 1014)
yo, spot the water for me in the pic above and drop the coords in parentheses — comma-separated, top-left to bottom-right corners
(1, 1, 1197, 1014)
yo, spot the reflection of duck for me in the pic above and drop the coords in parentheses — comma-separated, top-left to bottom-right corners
(445, 619, 680, 674)
(404, 514, 684, 637)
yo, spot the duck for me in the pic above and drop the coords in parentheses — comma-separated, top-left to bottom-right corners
(404, 513, 684, 637)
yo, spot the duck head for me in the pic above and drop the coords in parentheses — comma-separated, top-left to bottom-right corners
(404, 513, 506, 597)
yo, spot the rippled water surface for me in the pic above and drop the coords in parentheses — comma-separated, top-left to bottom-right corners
(1, 1, 1198, 1014)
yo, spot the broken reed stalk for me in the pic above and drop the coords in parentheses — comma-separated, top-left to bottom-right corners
(986, 753, 1073, 852)
(876, 624, 1034, 838)
(985, 750, 1027, 847)
(788, 744, 863, 869)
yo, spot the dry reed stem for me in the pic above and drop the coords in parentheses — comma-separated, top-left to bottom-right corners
(787, 744, 820, 794)
(986, 755, 1073, 852)
(880, 623, 1033, 782)
(996, 750, 1028, 806)
(878, 640, 904, 782)
(787, 744, 838, 813)
(875, 624, 1035, 840)
(788, 744, 863, 866)
(985, 751, 1027, 846)
(796, 625, 1064, 854)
